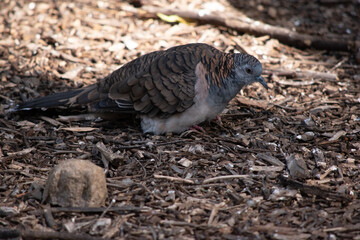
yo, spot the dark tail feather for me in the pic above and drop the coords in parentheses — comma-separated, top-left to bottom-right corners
(15, 85, 98, 111)
(16, 89, 83, 110)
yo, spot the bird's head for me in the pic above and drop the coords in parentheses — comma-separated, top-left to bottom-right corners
(233, 53, 268, 89)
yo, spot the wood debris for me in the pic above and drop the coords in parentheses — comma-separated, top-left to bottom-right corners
(0, 0, 359, 239)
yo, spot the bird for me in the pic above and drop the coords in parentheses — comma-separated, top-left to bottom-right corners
(16, 43, 268, 134)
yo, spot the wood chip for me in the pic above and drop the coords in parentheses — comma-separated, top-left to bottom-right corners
(328, 130, 346, 141)
(60, 127, 98, 132)
(256, 153, 285, 166)
(250, 166, 284, 172)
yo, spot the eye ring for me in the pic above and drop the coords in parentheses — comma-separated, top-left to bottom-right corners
(245, 67, 252, 74)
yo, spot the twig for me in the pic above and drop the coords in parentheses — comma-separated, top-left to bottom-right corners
(323, 223, 360, 232)
(138, 6, 358, 51)
(154, 140, 188, 146)
(96, 141, 123, 168)
(6, 147, 35, 156)
(203, 175, 249, 184)
(114, 144, 144, 149)
(22, 230, 105, 240)
(154, 174, 195, 184)
(90, 198, 117, 233)
(263, 69, 338, 82)
(208, 202, 225, 225)
(43, 208, 57, 228)
(0, 228, 104, 240)
(221, 113, 253, 119)
(160, 220, 210, 228)
(256, 153, 285, 167)
(99, 198, 116, 219)
(0, 93, 11, 101)
(329, 57, 348, 71)
(50, 206, 146, 213)
(2, 147, 36, 162)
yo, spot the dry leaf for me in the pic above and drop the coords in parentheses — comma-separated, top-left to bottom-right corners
(157, 13, 192, 24)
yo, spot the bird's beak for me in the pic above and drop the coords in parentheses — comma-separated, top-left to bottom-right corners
(257, 76, 269, 89)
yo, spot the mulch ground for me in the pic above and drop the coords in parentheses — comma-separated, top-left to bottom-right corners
(1, 0, 359, 239)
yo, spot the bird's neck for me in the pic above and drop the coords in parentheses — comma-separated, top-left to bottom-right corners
(205, 52, 234, 87)
(205, 53, 243, 104)
(208, 74, 244, 105)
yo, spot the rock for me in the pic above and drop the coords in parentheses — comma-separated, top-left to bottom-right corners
(43, 159, 107, 207)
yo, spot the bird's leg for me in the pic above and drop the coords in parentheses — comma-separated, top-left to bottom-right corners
(190, 116, 221, 133)
(190, 125, 206, 133)
(215, 115, 222, 125)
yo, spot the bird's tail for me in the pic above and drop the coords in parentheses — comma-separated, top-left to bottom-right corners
(15, 84, 99, 111)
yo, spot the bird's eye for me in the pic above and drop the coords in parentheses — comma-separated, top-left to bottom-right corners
(245, 68, 252, 74)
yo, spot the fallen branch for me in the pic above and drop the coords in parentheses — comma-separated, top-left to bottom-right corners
(139, 6, 358, 52)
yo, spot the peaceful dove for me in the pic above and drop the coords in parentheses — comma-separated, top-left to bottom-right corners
(16, 43, 268, 134)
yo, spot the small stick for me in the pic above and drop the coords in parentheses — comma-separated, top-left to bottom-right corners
(0, 228, 105, 240)
(49, 206, 145, 213)
(203, 175, 249, 184)
(154, 174, 195, 184)
(263, 69, 338, 81)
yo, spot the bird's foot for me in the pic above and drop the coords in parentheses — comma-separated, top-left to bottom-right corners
(215, 115, 222, 125)
(190, 125, 206, 133)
